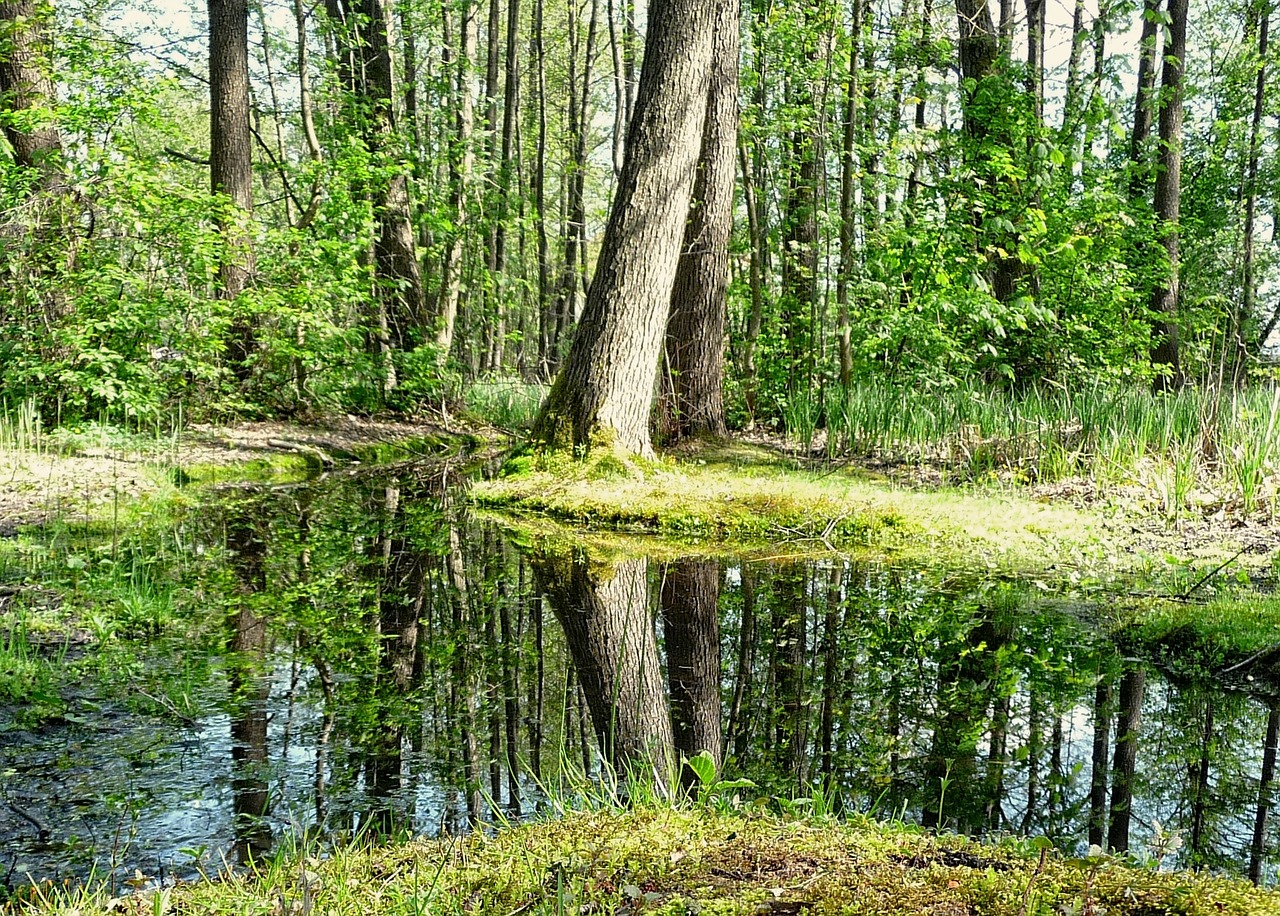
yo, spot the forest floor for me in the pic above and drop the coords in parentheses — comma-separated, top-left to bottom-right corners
(11, 805, 1278, 916)
(0, 415, 479, 535)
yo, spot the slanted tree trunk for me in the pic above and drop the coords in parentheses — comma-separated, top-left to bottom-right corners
(660, 0, 737, 442)
(531, 0, 716, 456)
(1249, 700, 1279, 884)
(210, 0, 258, 383)
(1149, 0, 1187, 387)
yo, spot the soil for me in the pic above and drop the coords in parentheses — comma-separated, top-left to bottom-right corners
(0, 416, 472, 536)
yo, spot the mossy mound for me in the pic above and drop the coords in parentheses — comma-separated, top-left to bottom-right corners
(18, 808, 1278, 915)
(471, 442, 1109, 571)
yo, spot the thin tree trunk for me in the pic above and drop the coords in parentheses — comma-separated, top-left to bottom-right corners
(1239, 3, 1268, 372)
(1149, 0, 1187, 387)
(210, 0, 258, 382)
(1089, 680, 1112, 849)
(1249, 700, 1279, 884)
(835, 2, 859, 391)
(436, 0, 478, 362)
(1108, 667, 1145, 852)
(1128, 0, 1161, 196)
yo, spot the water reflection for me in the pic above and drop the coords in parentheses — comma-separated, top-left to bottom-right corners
(3, 468, 1280, 891)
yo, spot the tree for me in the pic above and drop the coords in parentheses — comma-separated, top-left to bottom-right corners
(0, 0, 62, 183)
(531, 0, 717, 456)
(660, 0, 738, 442)
(209, 0, 258, 383)
(1149, 0, 1188, 387)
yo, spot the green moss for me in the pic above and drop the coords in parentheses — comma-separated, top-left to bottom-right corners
(472, 442, 1107, 570)
(1110, 592, 1280, 679)
(13, 807, 1278, 915)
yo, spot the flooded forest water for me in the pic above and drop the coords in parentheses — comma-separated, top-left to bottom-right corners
(2, 464, 1279, 889)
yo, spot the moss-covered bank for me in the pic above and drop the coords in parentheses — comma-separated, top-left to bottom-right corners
(12, 807, 1278, 915)
(472, 443, 1112, 570)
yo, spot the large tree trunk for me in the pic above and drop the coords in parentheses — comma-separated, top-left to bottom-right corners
(531, 0, 716, 456)
(534, 552, 675, 792)
(660, 0, 737, 442)
(0, 0, 62, 182)
(1148, 0, 1187, 388)
(210, 0, 258, 383)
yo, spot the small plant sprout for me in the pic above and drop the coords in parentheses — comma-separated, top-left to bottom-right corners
(1146, 819, 1183, 870)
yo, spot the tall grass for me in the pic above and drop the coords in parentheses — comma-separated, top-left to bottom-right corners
(820, 380, 1280, 513)
(464, 377, 547, 431)
(0, 398, 44, 453)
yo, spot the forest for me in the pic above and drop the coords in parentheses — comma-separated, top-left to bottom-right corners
(3, 0, 1277, 450)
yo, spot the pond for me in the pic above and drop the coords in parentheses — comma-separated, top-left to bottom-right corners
(1, 463, 1277, 894)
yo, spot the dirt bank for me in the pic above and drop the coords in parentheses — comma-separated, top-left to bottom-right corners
(0, 417, 475, 535)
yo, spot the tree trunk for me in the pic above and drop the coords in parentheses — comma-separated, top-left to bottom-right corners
(1128, 0, 1161, 197)
(1238, 3, 1267, 374)
(835, 1, 860, 391)
(1249, 700, 1279, 884)
(660, 0, 737, 442)
(0, 0, 63, 183)
(210, 0, 258, 383)
(436, 0, 477, 362)
(1148, 0, 1187, 388)
(531, 0, 716, 456)
(534, 551, 675, 792)
(1089, 679, 1112, 849)
(661, 559, 722, 793)
(1107, 666, 1145, 852)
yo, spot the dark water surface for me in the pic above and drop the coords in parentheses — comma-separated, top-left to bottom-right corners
(1, 465, 1278, 891)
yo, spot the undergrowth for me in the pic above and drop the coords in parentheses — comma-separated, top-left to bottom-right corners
(819, 380, 1280, 518)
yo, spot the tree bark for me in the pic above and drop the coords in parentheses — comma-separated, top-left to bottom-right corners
(0, 0, 63, 182)
(661, 559, 723, 792)
(1128, 0, 1161, 197)
(660, 0, 737, 442)
(1088, 679, 1112, 849)
(1239, 2, 1268, 374)
(1249, 700, 1279, 884)
(1107, 666, 1145, 852)
(534, 551, 675, 792)
(435, 0, 477, 361)
(210, 0, 258, 382)
(1148, 0, 1187, 388)
(531, 0, 716, 456)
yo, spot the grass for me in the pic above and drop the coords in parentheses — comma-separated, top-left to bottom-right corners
(9, 805, 1279, 915)
(464, 376, 547, 431)
(472, 441, 1109, 570)
(821, 380, 1280, 515)
(1110, 591, 1280, 677)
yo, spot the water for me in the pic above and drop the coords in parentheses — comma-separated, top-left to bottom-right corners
(1, 465, 1277, 893)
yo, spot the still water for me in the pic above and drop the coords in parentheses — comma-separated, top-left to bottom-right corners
(1, 465, 1277, 891)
